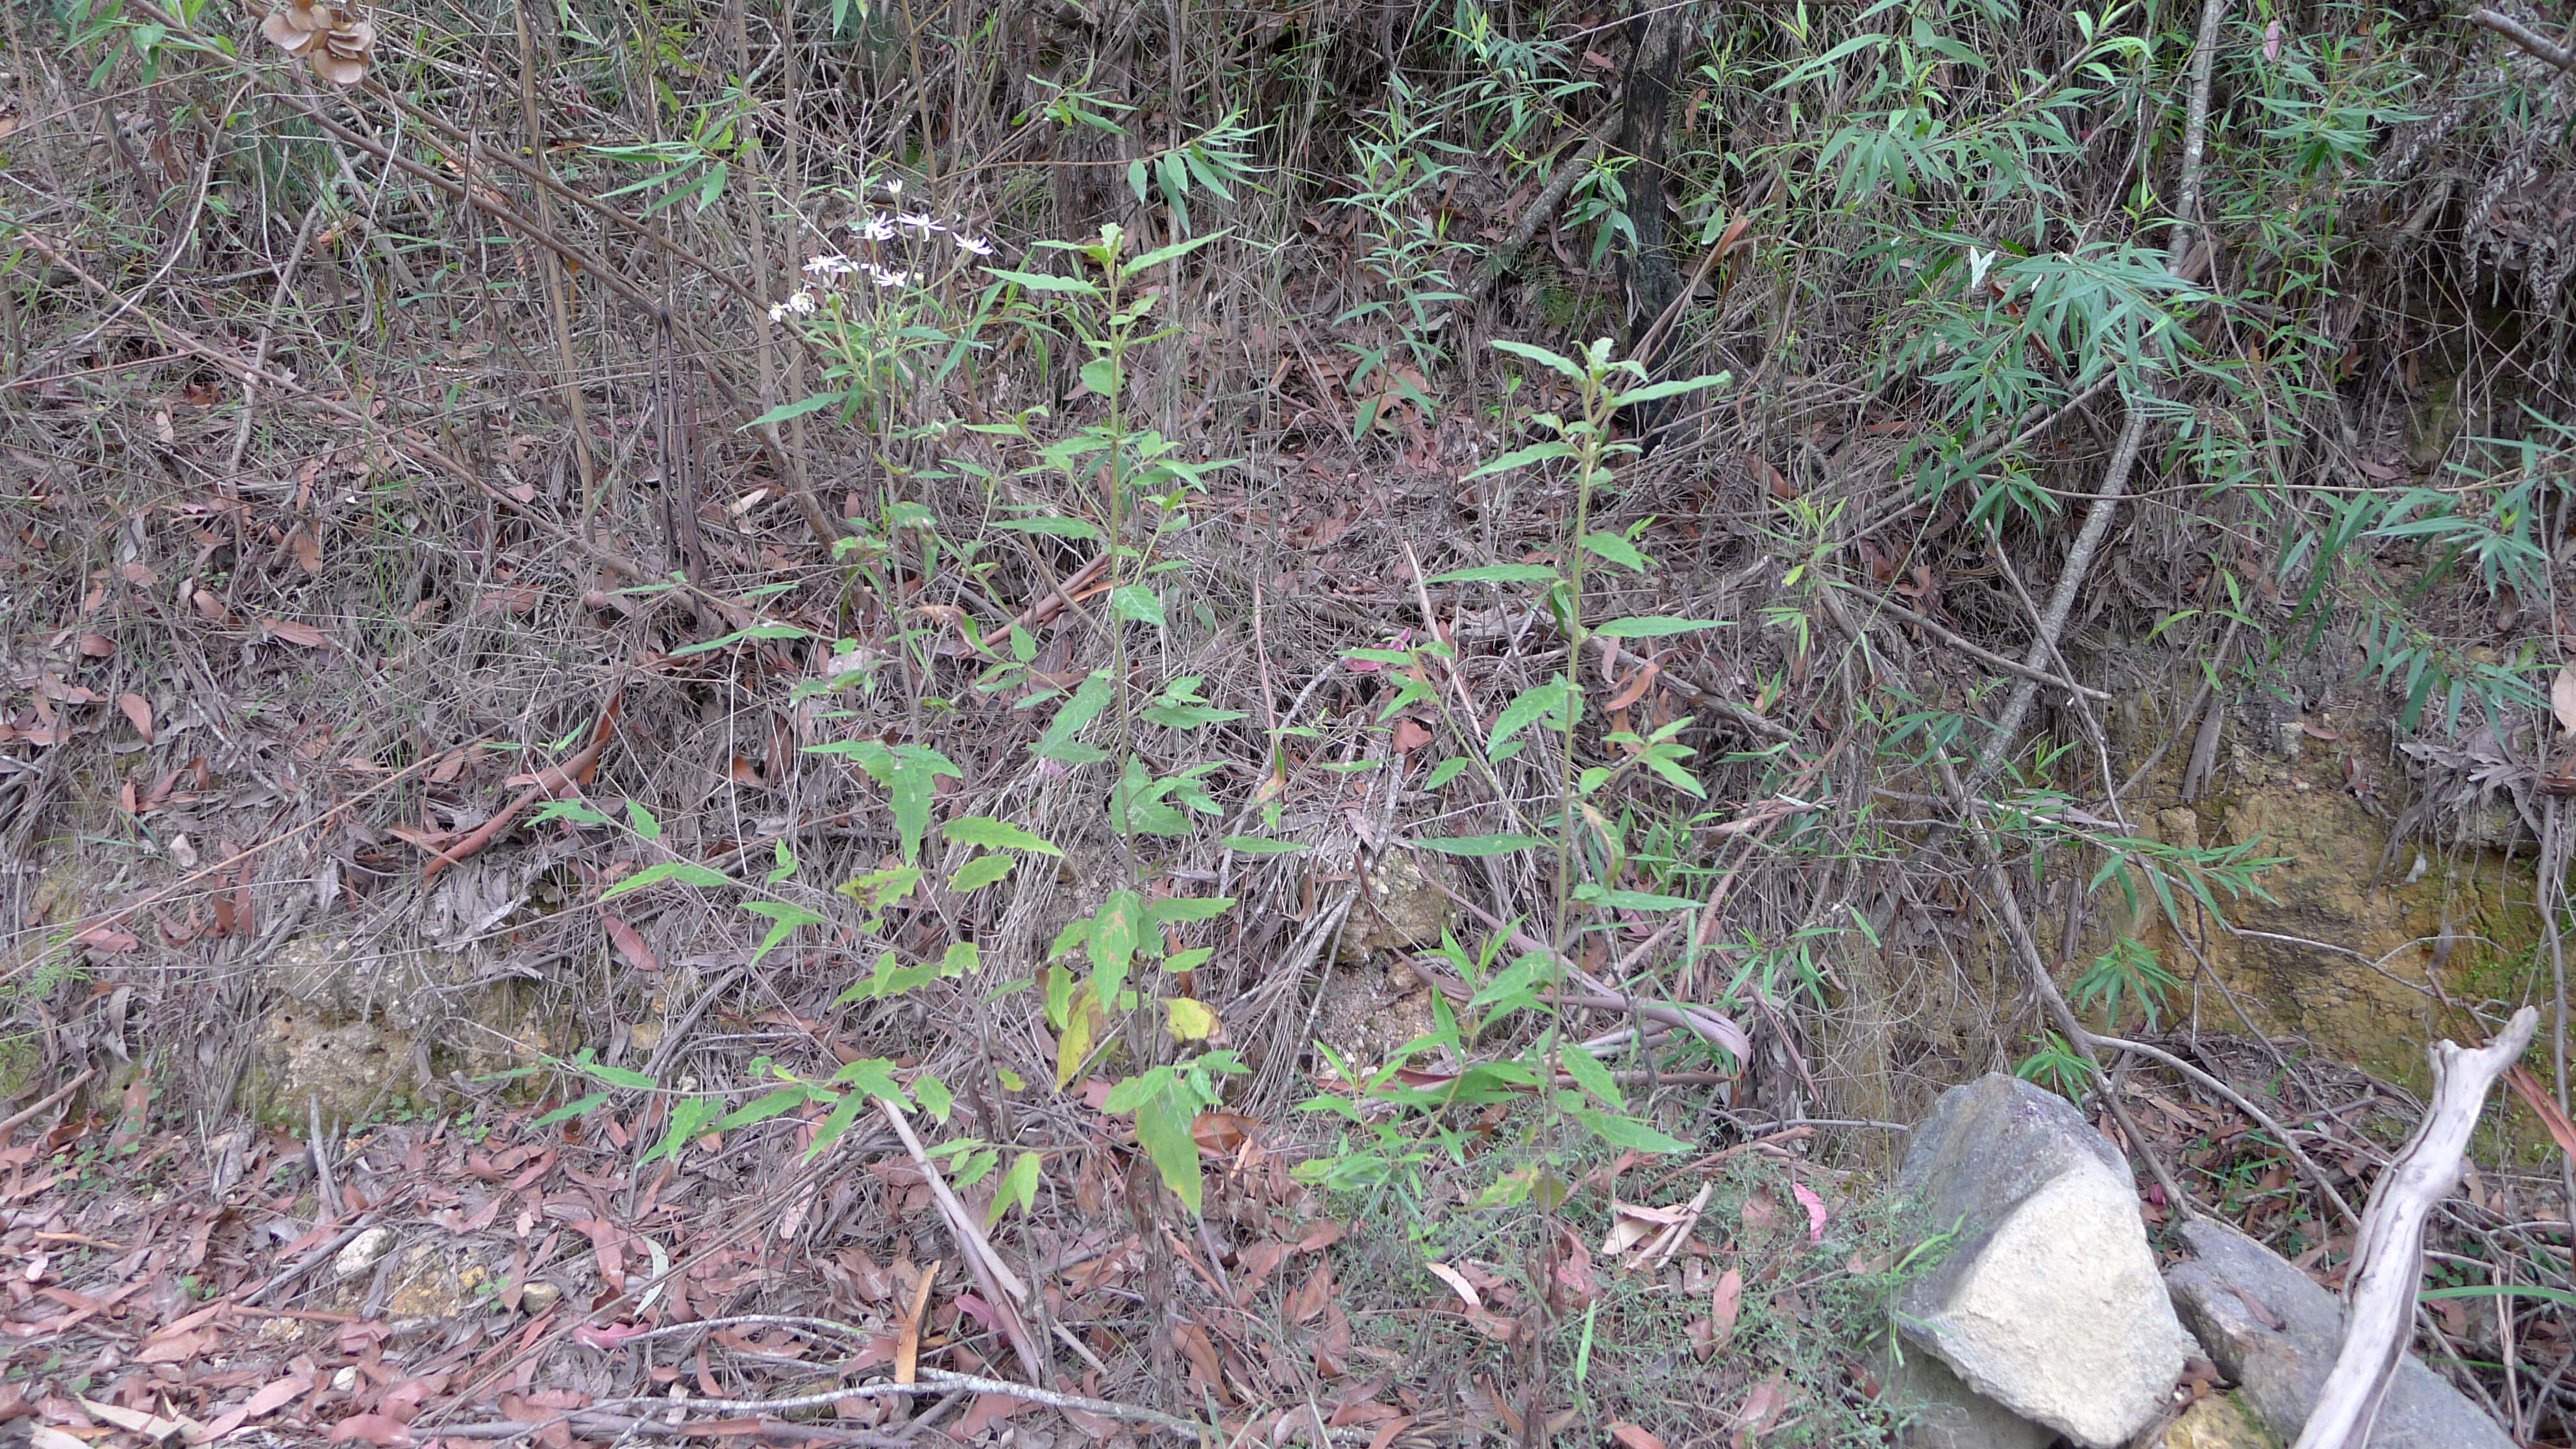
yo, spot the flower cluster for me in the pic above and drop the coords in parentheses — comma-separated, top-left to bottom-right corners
(848, 210, 993, 258)
(763, 180, 996, 325)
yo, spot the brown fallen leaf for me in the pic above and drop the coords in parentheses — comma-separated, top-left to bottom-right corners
(1710, 1267, 1742, 1349)
(1285, 1259, 1334, 1325)
(601, 913, 660, 975)
(1609, 1422, 1668, 1449)
(76, 634, 114, 658)
(263, 619, 330, 648)
(116, 693, 152, 743)
(895, 1257, 939, 1384)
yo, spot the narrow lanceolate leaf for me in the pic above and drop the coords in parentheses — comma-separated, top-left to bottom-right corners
(1409, 833, 1544, 857)
(943, 817, 1064, 855)
(602, 859, 732, 898)
(1463, 440, 1577, 480)
(1594, 616, 1731, 638)
(1487, 678, 1572, 756)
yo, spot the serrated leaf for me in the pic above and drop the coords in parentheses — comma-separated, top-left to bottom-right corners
(913, 1072, 954, 1123)
(643, 1095, 723, 1165)
(719, 1086, 810, 1130)
(582, 1059, 658, 1091)
(950, 854, 1016, 892)
(627, 800, 662, 840)
(939, 941, 980, 976)
(985, 1149, 1043, 1228)
(1133, 1086, 1204, 1215)
(742, 900, 825, 965)
(804, 1084, 872, 1161)
(943, 817, 1064, 856)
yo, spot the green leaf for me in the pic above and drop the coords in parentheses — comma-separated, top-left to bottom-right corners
(1146, 896, 1235, 925)
(913, 1072, 954, 1123)
(1487, 677, 1572, 756)
(742, 901, 825, 965)
(1609, 372, 1729, 407)
(1422, 757, 1471, 789)
(1035, 671, 1115, 763)
(643, 1095, 723, 1165)
(669, 622, 809, 658)
(1559, 1046, 1624, 1109)
(1091, 891, 1145, 995)
(1489, 338, 1587, 382)
(830, 1057, 905, 1100)
(984, 267, 1101, 296)
(943, 817, 1065, 856)
(1221, 836, 1309, 854)
(985, 1149, 1043, 1228)
(991, 515, 1106, 542)
(805, 1084, 872, 1161)
(1411, 834, 1544, 856)
(1080, 356, 1121, 399)
(1580, 531, 1651, 571)
(1573, 884, 1701, 911)
(743, 393, 850, 428)
(1571, 1106, 1691, 1154)
(940, 941, 980, 976)
(1463, 440, 1578, 480)
(1594, 616, 1730, 639)
(1123, 229, 1228, 276)
(1109, 583, 1165, 626)
(602, 858, 733, 898)
(529, 799, 613, 826)
(627, 800, 662, 841)
(1428, 564, 1558, 584)
(580, 1059, 658, 1091)
(718, 1087, 811, 1131)
(532, 1092, 609, 1128)
(950, 854, 1015, 892)
(1133, 1085, 1205, 1215)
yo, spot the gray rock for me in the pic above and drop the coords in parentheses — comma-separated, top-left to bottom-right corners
(2165, 1217, 2513, 1449)
(1881, 1341, 2056, 1449)
(1896, 1074, 2196, 1448)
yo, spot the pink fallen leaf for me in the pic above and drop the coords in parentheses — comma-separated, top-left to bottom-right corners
(116, 693, 153, 743)
(1789, 1179, 1828, 1243)
(601, 913, 660, 974)
(1710, 1267, 1742, 1348)
(73, 925, 140, 955)
(574, 1322, 650, 1350)
(263, 619, 331, 649)
(326, 1414, 414, 1446)
(2262, 18, 2284, 60)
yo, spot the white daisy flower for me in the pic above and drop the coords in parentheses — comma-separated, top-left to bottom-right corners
(955, 234, 995, 257)
(870, 267, 912, 289)
(767, 290, 817, 321)
(897, 212, 945, 234)
(854, 214, 897, 243)
(884, 179, 902, 197)
(804, 254, 858, 277)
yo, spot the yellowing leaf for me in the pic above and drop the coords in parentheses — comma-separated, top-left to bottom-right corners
(1164, 997, 1218, 1041)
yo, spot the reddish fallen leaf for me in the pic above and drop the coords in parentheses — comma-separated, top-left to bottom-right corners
(264, 619, 330, 648)
(1174, 1320, 1226, 1399)
(116, 693, 152, 743)
(1789, 1179, 1828, 1243)
(1295, 1219, 1345, 1252)
(327, 1413, 414, 1446)
(1740, 1188, 1779, 1235)
(573, 1322, 649, 1350)
(1733, 1376, 1792, 1445)
(1710, 1267, 1742, 1348)
(1609, 1422, 1668, 1449)
(73, 925, 138, 954)
(1284, 1259, 1334, 1325)
(287, 523, 323, 574)
(601, 913, 660, 975)
(75, 634, 114, 658)
(954, 1394, 1028, 1437)
(1391, 718, 1432, 753)
(1191, 1109, 1255, 1156)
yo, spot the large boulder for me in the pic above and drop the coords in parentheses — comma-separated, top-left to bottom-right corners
(2164, 1217, 2512, 1449)
(1894, 1074, 2196, 1448)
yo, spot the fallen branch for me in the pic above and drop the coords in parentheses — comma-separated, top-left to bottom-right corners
(2470, 8, 2576, 74)
(1859, 594, 2114, 701)
(2294, 1007, 2537, 1449)
(0, 1069, 94, 1139)
(421, 690, 623, 878)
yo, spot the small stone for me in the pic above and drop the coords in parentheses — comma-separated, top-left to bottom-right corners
(1896, 1074, 2195, 1449)
(334, 1226, 396, 1279)
(2160, 1393, 2279, 1449)
(519, 1281, 561, 1313)
(331, 1367, 358, 1393)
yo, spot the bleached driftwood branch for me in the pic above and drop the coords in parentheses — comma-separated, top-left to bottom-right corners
(2292, 1006, 2538, 1449)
